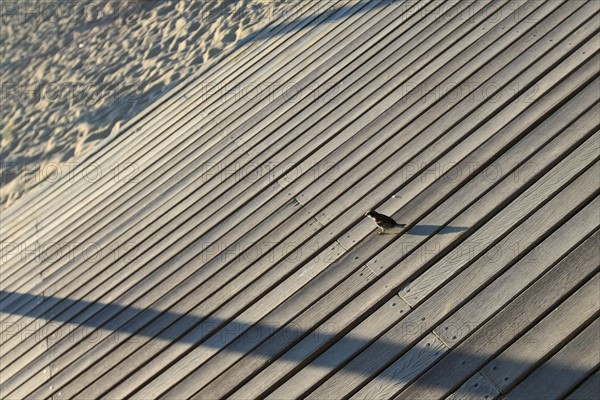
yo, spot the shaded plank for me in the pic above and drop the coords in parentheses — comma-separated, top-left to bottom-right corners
(303, 132, 600, 399)
(347, 333, 448, 400)
(566, 370, 600, 400)
(395, 230, 599, 399)
(263, 296, 417, 400)
(481, 279, 600, 393)
(504, 318, 600, 400)
(347, 172, 600, 400)
(446, 373, 500, 400)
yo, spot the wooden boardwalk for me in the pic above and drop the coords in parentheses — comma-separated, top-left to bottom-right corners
(1, 0, 599, 399)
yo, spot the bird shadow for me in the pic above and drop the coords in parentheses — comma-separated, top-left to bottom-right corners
(404, 225, 468, 236)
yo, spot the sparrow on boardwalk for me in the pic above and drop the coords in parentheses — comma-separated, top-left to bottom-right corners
(365, 210, 406, 235)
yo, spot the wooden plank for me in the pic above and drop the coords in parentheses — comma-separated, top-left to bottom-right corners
(398, 35, 600, 305)
(259, 296, 416, 399)
(342, 333, 448, 400)
(275, 0, 505, 191)
(260, 296, 417, 400)
(0, 0, 323, 228)
(301, 136, 600, 399)
(196, 119, 594, 400)
(4, 47, 596, 400)
(504, 318, 600, 400)
(322, 173, 600, 399)
(394, 231, 599, 399)
(0, 0, 536, 364)
(0, 0, 462, 308)
(0, 0, 364, 291)
(432, 180, 600, 348)
(278, 0, 553, 193)
(445, 373, 500, 400)
(481, 279, 600, 394)
(0, 0, 337, 238)
(566, 370, 600, 400)
(1, 198, 314, 394)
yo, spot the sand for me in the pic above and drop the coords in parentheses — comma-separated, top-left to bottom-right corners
(0, 0, 292, 210)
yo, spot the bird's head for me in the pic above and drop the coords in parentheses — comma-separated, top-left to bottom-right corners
(365, 210, 377, 218)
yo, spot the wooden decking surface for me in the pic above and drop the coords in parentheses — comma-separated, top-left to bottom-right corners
(1, 0, 599, 399)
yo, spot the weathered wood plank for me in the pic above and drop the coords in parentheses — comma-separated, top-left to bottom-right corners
(344, 333, 449, 400)
(253, 296, 418, 399)
(0, 0, 448, 304)
(445, 373, 501, 400)
(262, 296, 416, 400)
(188, 4, 596, 398)
(336, 173, 600, 399)
(432, 179, 600, 348)
(256, 146, 600, 397)
(565, 370, 600, 400)
(74, 238, 345, 400)
(0, 0, 364, 295)
(481, 278, 600, 394)
(0, 0, 338, 240)
(394, 230, 599, 399)
(302, 132, 599, 399)
(204, 53, 596, 394)
(0, 0, 360, 276)
(504, 318, 600, 400)
(2, 0, 540, 390)
(401, 35, 596, 305)
(2, 197, 316, 395)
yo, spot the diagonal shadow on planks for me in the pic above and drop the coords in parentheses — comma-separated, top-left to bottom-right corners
(405, 225, 469, 236)
(0, 288, 596, 397)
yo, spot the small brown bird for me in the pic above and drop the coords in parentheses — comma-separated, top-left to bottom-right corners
(365, 210, 406, 235)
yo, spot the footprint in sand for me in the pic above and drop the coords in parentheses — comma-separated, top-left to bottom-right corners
(222, 30, 237, 44)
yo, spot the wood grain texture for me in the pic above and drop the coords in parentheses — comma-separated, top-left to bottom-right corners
(396, 230, 600, 399)
(2, 0, 598, 398)
(566, 370, 600, 400)
(350, 172, 600, 400)
(446, 373, 500, 400)
(263, 296, 414, 400)
(350, 333, 449, 400)
(504, 318, 600, 400)
(304, 138, 600, 399)
(481, 274, 599, 394)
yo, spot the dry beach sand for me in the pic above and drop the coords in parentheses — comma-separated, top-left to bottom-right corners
(1, 0, 294, 209)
